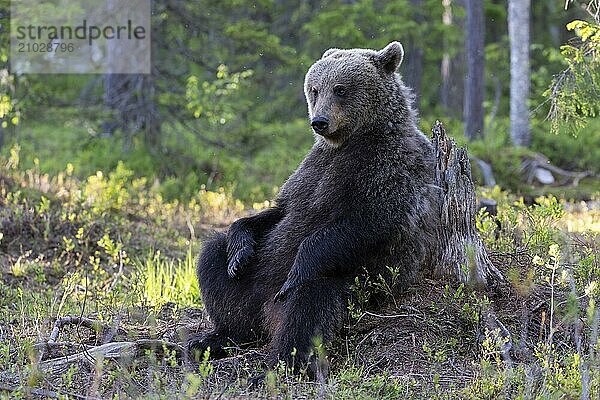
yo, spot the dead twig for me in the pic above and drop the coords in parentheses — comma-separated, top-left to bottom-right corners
(48, 316, 110, 344)
(356, 310, 425, 325)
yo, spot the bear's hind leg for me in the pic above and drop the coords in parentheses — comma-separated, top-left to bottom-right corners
(268, 278, 349, 376)
(190, 233, 264, 359)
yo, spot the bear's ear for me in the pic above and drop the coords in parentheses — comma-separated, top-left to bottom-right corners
(376, 41, 404, 73)
(322, 48, 340, 59)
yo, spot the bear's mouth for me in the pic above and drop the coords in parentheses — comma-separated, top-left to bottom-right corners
(316, 129, 347, 147)
(316, 129, 343, 141)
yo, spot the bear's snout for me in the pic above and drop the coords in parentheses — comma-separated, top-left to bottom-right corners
(311, 116, 330, 134)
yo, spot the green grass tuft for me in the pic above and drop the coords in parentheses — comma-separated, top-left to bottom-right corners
(141, 248, 200, 308)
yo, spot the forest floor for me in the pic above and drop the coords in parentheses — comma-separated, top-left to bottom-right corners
(0, 157, 598, 399)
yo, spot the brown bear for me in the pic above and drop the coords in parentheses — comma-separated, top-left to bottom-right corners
(188, 41, 439, 374)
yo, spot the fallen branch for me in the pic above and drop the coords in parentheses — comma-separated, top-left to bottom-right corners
(39, 340, 184, 375)
(37, 316, 127, 362)
(37, 316, 183, 375)
(520, 153, 595, 186)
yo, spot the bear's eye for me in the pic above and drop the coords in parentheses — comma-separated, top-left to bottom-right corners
(333, 85, 348, 97)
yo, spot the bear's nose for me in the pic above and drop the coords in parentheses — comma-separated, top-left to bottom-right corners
(311, 116, 329, 133)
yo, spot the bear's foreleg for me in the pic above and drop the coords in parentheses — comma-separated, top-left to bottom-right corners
(274, 219, 385, 301)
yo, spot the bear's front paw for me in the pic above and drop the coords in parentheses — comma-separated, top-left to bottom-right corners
(227, 244, 255, 279)
(226, 232, 256, 279)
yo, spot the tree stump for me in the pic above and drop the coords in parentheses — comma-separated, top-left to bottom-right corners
(431, 121, 503, 286)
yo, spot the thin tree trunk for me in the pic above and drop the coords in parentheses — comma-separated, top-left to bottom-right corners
(404, 0, 424, 107)
(405, 44, 424, 107)
(441, 0, 465, 118)
(441, 0, 453, 111)
(508, 0, 531, 147)
(464, 0, 485, 140)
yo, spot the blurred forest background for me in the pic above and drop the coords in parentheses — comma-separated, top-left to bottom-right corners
(0, 0, 598, 203)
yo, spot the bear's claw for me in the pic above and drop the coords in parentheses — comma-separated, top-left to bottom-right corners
(227, 244, 254, 279)
(274, 280, 298, 302)
(226, 228, 256, 278)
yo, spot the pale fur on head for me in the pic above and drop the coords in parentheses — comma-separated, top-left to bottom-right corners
(304, 41, 420, 148)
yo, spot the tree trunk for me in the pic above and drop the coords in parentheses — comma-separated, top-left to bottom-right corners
(431, 121, 503, 286)
(508, 0, 531, 147)
(103, 74, 161, 151)
(441, 0, 465, 118)
(403, 0, 424, 107)
(103, 0, 160, 151)
(464, 0, 485, 140)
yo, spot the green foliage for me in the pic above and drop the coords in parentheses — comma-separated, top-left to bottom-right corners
(0, 3, 20, 130)
(83, 162, 133, 215)
(545, 17, 600, 134)
(531, 117, 600, 173)
(1, 0, 597, 203)
(330, 366, 406, 400)
(460, 116, 599, 197)
(186, 65, 252, 125)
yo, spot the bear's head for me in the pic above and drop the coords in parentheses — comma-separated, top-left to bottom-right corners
(304, 41, 413, 148)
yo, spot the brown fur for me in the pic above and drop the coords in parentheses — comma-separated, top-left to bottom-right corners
(188, 42, 440, 376)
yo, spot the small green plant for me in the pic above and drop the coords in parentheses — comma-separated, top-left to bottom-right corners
(186, 65, 253, 125)
(348, 273, 373, 320)
(373, 265, 402, 305)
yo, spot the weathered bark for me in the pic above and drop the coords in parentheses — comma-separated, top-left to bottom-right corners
(432, 121, 503, 286)
(508, 0, 531, 147)
(464, 0, 485, 140)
